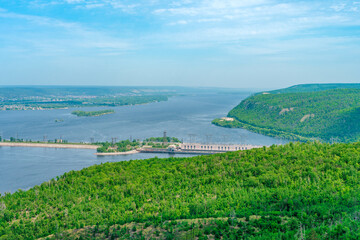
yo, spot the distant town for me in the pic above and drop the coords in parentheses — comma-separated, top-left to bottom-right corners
(0, 86, 174, 111)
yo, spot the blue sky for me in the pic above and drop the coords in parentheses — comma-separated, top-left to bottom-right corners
(0, 0, 359, 88)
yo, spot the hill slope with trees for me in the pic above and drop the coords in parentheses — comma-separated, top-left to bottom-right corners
(266, 83, 360, 94)
(213, 86, 360, 142)
(1, 142, 360, 239)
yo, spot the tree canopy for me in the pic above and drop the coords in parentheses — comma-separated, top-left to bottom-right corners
(1, 142, 360, 239)
(214, 88, 360, 142)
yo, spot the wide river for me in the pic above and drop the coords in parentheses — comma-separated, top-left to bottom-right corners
(0, 92, 287, 194)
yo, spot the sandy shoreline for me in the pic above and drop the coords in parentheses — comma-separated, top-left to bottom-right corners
(0, 142, 99, 150)
(95, 150, 139, 156)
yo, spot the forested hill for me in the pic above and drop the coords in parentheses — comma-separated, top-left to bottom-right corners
(1, 142, 360, 239)
(213, 88, 360, 142)
(265, 83, 360, 94)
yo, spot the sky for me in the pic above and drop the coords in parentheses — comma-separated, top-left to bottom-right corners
(0, 0, 359, 88)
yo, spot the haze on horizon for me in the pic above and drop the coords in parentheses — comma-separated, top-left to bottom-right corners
(0, 0, 359, 89)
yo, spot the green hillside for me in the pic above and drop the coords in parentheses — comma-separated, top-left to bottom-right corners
(266, 83, 360, 94)
(213, 88, 360, 142)
(1, 142, 360, 239)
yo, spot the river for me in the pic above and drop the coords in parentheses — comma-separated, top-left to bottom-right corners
(0, 92, 287, 194)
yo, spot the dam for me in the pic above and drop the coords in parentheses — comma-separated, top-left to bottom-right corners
(180, 143, 261, 151)
(139, 142, 263, 155)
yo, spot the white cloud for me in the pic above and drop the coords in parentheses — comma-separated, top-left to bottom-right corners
(0, 8, 132, 55)
(331, 3, 346, 12)
(149, 0, 360, 47)
(2, 0, 360, 58)
(64, 0, 84, 3)
(168, 20, 189, 25)
(80, 3, 105, 9)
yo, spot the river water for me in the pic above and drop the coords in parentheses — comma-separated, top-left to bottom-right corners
(0, 92, 287, 194)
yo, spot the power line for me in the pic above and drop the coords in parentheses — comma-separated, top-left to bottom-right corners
(188, 134, 196, 143)
(205, 134, 212, 144)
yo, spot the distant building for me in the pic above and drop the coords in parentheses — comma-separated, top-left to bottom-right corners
(180, 143, 262, 152)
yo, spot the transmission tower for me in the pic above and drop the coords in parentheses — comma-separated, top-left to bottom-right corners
(163, 131, 167, 145)
(188, 134, 196, 143)
(111, 137, 118, 145)
(205, 134, 212, 144)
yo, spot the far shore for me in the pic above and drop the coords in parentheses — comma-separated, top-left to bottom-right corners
(95, 150, 139, 156)
(0, 142, 99, 150)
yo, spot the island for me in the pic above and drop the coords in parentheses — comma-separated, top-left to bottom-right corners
(95, 136, 182, 155)
(71, 109, 115, 117)
(213, 84, 360, 142)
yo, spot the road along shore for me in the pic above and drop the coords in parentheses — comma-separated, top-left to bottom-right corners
(0, 142, 99, 150)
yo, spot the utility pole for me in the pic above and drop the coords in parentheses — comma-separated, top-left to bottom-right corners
(163, 131, 167, 145)
(111, 137, 117, 145)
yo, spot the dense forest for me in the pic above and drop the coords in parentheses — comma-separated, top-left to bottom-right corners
(266, 83, 360, 94)
(71, 110, 115, 117)
(214, 87, 360, 142)
(1, 142, 360, 239)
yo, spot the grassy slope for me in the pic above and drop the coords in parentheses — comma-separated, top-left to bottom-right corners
(215, 88, 360, 142)
(1, 142, 360, 239)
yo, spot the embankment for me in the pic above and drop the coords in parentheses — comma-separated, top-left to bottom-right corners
(95, 150, 139, 156)
(0, 142, 99, 150)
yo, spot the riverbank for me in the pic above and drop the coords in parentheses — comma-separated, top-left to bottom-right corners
(95, 150, 139, 156)
(212, 118, 311, 142)
(0, 142, 99, 149)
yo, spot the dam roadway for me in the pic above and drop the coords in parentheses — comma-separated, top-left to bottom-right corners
(0, 142, 99, 149)
(139, 142, 263, 154)
(0, 141, 264, 155)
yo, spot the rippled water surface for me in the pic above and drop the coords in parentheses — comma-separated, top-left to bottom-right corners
(0, 93, 287, 193)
